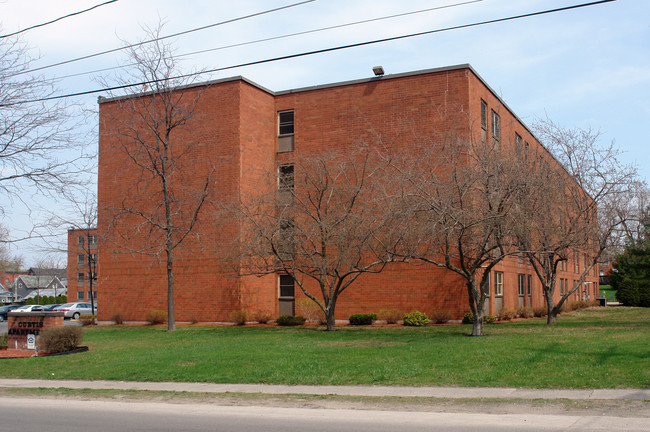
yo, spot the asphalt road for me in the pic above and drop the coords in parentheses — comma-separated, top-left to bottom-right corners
(0, 397, 647, 432)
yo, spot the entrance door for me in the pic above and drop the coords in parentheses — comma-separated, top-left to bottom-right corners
(278, 275, 295, 316)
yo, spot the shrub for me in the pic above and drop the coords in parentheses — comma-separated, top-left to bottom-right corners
(616, 278, 640, 306)
(39, 326, 83, 354)
(484, 314, 496, 324)
(295, 298, 326, 324)
(430, 309, 453, 324)
(497, 307, 516, 321)
(517, 306, 534, 319)
(402, 311, 430, 326)
(112, 313, 124, 325)
(462, 311, 474, 324)
(145, 309, 168, 325)
(0, 334, 7, 349)
(348, 313, 377, 325)
(378, 309, 403, 324)
(78, 314, 95, 326)
(639, 281, 650, 307)
(229, 310, 247, 326)
(533, 306, 547, 317)
(251, 309, 273, 324)
(276, 315, 306, 326)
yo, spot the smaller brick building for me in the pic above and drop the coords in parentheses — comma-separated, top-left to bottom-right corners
(66, 229, 98, 305)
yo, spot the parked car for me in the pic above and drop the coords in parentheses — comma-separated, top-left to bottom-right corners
(41, 304, 63, 311)
(56, 303, 96, 319)
(11, 305, 45, 313)
(0, 305, 20, 321)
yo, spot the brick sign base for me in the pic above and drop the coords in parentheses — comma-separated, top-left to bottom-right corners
(7, 312, 65, 352)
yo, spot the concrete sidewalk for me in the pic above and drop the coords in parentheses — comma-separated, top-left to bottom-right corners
(0, 378, 648, 400)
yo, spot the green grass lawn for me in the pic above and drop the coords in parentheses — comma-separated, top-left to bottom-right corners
(1, 307, 648, 389)
(599, 285, 617, 301)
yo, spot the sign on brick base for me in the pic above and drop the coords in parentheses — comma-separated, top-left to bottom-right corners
(7, 312, 64, 352)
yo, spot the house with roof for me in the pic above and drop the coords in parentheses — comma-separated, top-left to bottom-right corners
(8, 275, 67, 303)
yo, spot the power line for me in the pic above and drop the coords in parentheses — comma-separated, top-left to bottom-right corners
(7, 0, 316, 78)
(1, 0, 616, 107)
(53, 0, 483, 82)
(0, 0, 119, 39)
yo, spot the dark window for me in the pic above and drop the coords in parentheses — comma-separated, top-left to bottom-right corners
(77, 291, 84, 301)
(480, 100, 487, 130)
(279, 275, 295, 298)
(78, 236, 84, 248)
(527, 275, 532, 295)
(278, 111, 294, 136)
(279, 165, 294, 192)
(89, 253, 97, 265)
(77, 273, 85, 283)
(515, 133, 522, 156)
(89, 234, 98, 246)
(518, 274, 525, 296)
(278, 219, 295, 255)
(78, 254, 84, 265)
(524, 141, 529, 160)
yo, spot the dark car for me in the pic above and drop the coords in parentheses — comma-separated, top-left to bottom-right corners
(0, 305, 20, 321)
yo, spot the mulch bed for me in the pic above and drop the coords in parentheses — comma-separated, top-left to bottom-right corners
(0, 346, 88, 359)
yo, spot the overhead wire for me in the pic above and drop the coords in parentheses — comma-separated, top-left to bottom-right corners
(1, 0, 616, 107)
(53, 0, 483, 82)
(6, 0, 316, 78)
(0, 0, 119, 39)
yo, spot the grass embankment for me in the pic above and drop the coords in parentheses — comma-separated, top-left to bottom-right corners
(1, 307, 648, 389)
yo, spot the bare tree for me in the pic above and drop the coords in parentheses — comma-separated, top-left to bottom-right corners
(99, 23, 214, 331)
(238, 145, 404, 331)
(389, 132, 525, 336)
(0, 225, 24, 272)
(0, 29, 87, 218)
(520, 118, 639, 323)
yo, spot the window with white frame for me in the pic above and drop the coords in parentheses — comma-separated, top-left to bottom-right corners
(78, 254, 84, 266)
(494, 271, 503, 297)
(491, 110, 500, 146)
(518, 274, 525, 296)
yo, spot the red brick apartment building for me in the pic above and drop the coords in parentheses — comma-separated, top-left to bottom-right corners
(97, 64, 599, 323)
(67, 229, 98, 304)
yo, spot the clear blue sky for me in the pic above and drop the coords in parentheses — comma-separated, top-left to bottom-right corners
(1, 0, 648, 265)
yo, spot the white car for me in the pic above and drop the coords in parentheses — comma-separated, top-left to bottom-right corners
(56, 303, 96, 319)
(11, 305, 45, 313)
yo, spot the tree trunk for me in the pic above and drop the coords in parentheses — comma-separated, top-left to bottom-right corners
(472, 314, 484, 336)
(166, 246, 176, 332)
(544, 287, 557, 325)
(325, 302, 336, 331)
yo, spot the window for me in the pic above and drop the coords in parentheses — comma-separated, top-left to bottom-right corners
(78, 235, 84, 248)
(278, 111, 295, 152)
(494, 271, 503, 297)
(88, 291, 96, 300)
(515, 133, 522, 156)
(491, 110, 500, 145)
(279, 275, 295, 298)
(560, 278, 565, 295)
(278, 219, 295, 256)
(518, 274, 525, 296)
(524, 141, 529, 161)
(278, 111, 294, 135)
(90, 271, 97, 281)
(78, 254, 84, 266)
(77, 291, 84, 301)
(89, 234, 98, 247)
(77, 272, 85, 283)
(574, 251, 580, 273)
(527, 275, 532, 296)
(480, 100, 487, 130)
(278, 165, 294, 205)
(89, 253, 97, 265)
